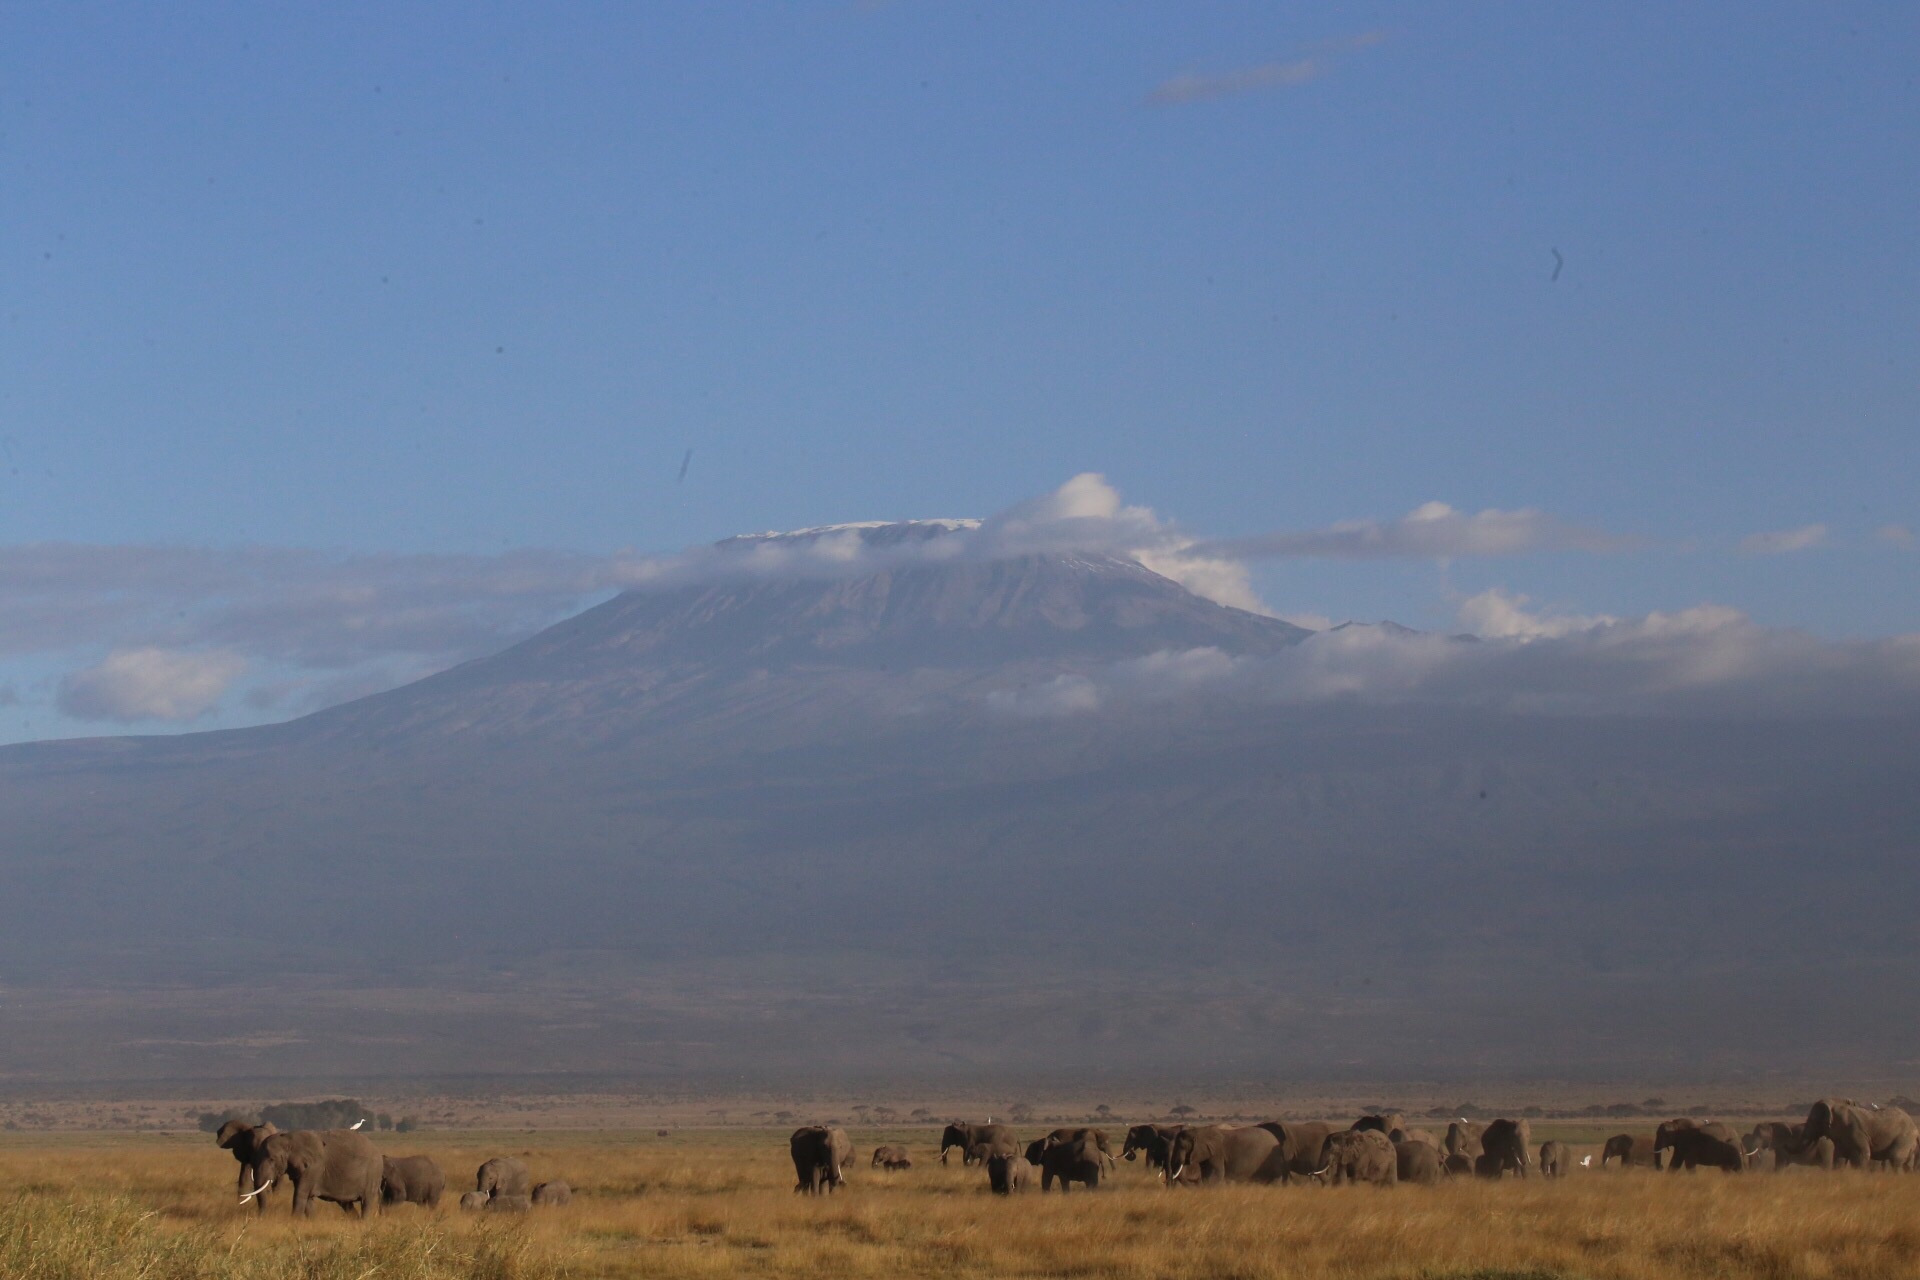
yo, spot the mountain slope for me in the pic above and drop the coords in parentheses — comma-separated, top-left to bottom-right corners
(0, 528, 1914, 1085)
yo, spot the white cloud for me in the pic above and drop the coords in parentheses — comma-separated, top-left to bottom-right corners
(987, 606, 1920, 721)
(1456, 589, 1616, 640)
(986, 674, 1102, 718)
(1196, 502, 1628, 562)
(58, 648, 246, 723)
(1739, 524, 1829, 554)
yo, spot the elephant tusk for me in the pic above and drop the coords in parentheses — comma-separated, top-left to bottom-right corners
(239, 1178, 274, 1202)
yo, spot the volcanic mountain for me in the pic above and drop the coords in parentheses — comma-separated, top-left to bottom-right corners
(0, 523, 1915, 1086)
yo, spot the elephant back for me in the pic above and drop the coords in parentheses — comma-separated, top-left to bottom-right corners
(1395, 1139, 1442, 1185)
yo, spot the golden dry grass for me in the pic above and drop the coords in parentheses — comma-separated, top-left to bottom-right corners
(4, 1128, 1920, 1278)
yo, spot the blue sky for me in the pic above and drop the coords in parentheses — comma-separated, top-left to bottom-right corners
(1, 2, 1915, 742)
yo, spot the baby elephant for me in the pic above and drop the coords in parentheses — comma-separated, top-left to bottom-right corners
(985, 1151, 1029, 1194)
(871, 1144, 913, 1171)
(458, 1191, 489, 1212)
(1539, 1141, 1572, 1179)
(531, 1180, 571, 1206)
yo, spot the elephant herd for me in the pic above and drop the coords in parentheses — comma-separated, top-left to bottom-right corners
(790, 1097, 1920, 1195)
(214, 1120, 570, 1216)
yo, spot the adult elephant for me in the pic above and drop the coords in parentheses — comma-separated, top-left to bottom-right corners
(1395, 1140, 1443, 1186)
(939, 1122, 1015, 1165)
(1746, 1122, 1834, 1172)
(1255, 1120, 1339, 1181)
(791, 1125, 853, 1195)
(1043, 1128, 1114, 1166)
(244, 1129, 383, 1217)
(215, 1120, 280, 1213)
(1654, 1119, 1745, 1172)
(1315, 1129, 1396, 1186)
(380, 1155, 444, 1208)
(1600, 1134, 1662, 1169)
(1122, 1124, 1181, 1172)
(1025, 1134, 1103, 1192)
(1801, 1099, 1917, 1171)
(1480, 1119, 1533, 1177)
(1165, 1125, 1286, 1185)
(871, 1145, 912, 1171)
(1538, 1141, 1571, 1179)
(475, 1157, 532, 1201)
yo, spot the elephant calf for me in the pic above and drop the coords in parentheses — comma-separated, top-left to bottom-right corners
(381, 1155, 445, 1208)
(871, 1144, 912, 1171)
(531, 1180, 571, 1206)
(458, 1191, 489, 1211)
(985, 1152, 1029, 1194)
(1538, 1141, 1571, 1179)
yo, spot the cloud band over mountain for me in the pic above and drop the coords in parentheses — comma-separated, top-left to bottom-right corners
(0, 475, 1902, 729)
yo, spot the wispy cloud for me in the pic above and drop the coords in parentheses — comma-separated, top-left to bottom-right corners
(1148, 31, 1389, 106)
(1740, 523, 1829, 555)
(986, 601, 1920, 721)
(1876, 524, 1915, 550)
(1191, 501, 1630, 562)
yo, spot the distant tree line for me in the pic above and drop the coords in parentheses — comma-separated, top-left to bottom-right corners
(193, 1099, 415, 1132)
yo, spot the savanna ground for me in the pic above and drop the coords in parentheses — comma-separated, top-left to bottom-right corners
(5, 1125, 1920, 1279)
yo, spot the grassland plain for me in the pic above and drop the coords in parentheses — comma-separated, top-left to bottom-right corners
(5, 1126, 1920, 1279)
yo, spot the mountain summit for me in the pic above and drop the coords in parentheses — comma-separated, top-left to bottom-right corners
(283, 525, 1307, 746)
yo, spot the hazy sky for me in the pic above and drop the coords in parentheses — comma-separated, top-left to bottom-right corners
(1, 2, 1915, 741)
